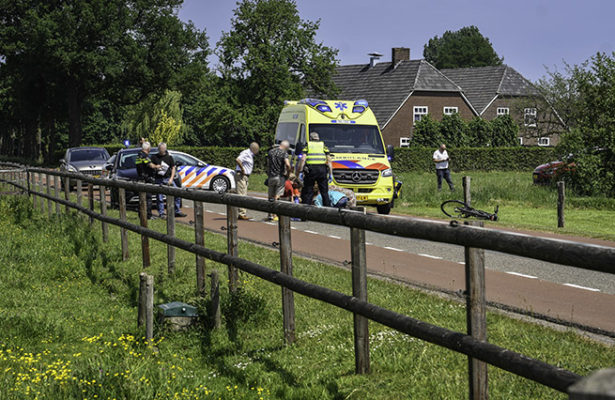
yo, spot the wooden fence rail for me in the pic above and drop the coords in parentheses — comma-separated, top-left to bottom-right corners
(1, 163, 614, 399)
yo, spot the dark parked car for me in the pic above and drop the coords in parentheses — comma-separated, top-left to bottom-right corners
(60, 147, 110, 181)
(532, 156, 574, 185)
(106, 148, 236, 207)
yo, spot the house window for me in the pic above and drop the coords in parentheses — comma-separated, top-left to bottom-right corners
(524, 108, 537, 126)
(497, 107, 509, 116)
(443, 107, 458, 116)
(538, 137, 550, 146)
(413, 106, 428, 124)
(519, 137, 523, 146)
(400, 137, 410, 147)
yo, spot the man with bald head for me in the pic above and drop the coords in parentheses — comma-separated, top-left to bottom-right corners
(266, 140, 291, 221)
(235, 142, 260, 220)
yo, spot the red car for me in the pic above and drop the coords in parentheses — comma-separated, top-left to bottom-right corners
(532, 156, 575, 184)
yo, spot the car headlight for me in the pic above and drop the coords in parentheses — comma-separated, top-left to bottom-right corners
(381, 168, 393, 177)
(67, 165, 77, 172)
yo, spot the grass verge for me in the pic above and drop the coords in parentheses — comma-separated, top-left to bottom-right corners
(248, 171, 615, 241)
(0, 196, 613, 399)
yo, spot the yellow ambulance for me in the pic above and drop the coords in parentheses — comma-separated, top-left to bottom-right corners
(275, 99, 399, 214)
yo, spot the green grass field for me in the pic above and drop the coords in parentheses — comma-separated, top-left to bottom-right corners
(0, 196, 613, 399)
(249, 171, 615, 241)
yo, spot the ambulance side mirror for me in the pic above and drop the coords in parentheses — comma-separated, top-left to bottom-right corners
(386, 145, 395, 162)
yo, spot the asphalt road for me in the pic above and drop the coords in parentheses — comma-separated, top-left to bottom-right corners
(182, 195, 615, 295)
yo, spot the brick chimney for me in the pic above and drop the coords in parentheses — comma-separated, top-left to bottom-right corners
(392, 47, 410, 66)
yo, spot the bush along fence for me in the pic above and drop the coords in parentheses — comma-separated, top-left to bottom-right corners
(5, 144, 559, 173)
(1, 162, 614, 399)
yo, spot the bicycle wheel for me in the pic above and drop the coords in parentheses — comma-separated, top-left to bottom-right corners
(441, 200, 467, 218)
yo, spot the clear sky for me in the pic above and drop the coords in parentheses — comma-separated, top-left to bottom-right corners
(178, 0, 615, 82)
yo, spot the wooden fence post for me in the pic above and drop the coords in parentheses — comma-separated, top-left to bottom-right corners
(463, 176, 471, 207)
(39, 173, 45, 213)
(145, 274, 154, 342)
(210, 270, 221, 329)
(76, 179, 82, 208)
(166, 194, 176, 275)
(31, 172, 37, 208)
(63, 176, 70, 214)
(568, 368, 615, 399)
(557, 181, 565, 228)
(46, 173, 52, 218)
(465, 220, 488, 400)
(139, 191, 150, 269)
(100, 185, 108, 242)
(119, 188, 129, 261)
(350, 209, 370, 374)
(278, 214, 295, 344)
(138, 272, 147, 327)
(226, 204, 239, 293)
(88, 183, 94, 225)
(194, 201, 206, 296)
(54, 176, 61, 215)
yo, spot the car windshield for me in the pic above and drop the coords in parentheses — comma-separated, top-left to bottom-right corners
(308, 124, 384, 154)
(70, 149, 108, 162)
(118, 153, 138, 169)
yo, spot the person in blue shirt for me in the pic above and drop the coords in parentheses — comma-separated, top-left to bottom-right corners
(313, 185, 349, 208)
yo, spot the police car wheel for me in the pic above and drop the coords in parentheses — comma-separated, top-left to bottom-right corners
(211, 176, 230, 193)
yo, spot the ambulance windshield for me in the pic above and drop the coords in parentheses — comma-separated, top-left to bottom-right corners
(308, 124, 384, 154)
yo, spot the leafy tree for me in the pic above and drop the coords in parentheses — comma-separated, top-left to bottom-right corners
(554, 52, 615, 196)
(0, 0, 208, 155)
(423, 26, 503, 69)
(467, 117, 492, 147)
(123, 91, 185, 145)
(440, 113, 468, 147)
(411, 115, 442, 147)
(216, 0, 338, 145)
(490, 115, 519, 147)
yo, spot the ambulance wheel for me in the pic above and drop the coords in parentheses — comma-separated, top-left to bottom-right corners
(211, 176, 230, 193)
(377, 202, 392, 215)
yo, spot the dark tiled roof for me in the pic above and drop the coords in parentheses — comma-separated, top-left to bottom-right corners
(440, 65, 539, 114)
(333, 60, 462, 127)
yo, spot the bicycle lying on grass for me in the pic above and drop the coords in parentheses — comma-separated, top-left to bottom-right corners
(440, 200, 499, 221)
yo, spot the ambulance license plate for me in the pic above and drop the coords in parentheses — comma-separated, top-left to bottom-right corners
(356, 195, 369, 201)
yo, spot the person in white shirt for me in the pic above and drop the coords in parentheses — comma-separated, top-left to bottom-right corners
(433, 144, 454, 191)
(235, 142, 260, 220)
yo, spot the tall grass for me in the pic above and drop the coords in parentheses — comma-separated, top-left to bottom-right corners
(0, 196, 613, 399)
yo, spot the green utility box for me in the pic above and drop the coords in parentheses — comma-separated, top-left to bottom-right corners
(157, 301, 198, 330)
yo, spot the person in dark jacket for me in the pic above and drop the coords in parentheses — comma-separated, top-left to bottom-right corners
(151, 143, 186, 218)
(135, 141, 160, 219)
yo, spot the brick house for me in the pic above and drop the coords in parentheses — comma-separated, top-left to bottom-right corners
(333, 48, 478, 147)
(333, 48, 564, 147)
(441, 65, 565, 146)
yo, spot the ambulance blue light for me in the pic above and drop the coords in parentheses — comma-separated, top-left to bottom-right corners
(299, 98, 326, 107)
(317, 104, 332, 112)
(352, 106, 365, 113)
(354, 99, 369, 107)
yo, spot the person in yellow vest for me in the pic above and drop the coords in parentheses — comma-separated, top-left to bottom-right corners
(297, 132, 332, 206)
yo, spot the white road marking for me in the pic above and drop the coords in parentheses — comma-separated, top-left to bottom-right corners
(366, 242, 373, 246)
(506, 271, 538, 279)
(418, 253, 443, 260)
(457, 261, 465, 265)
(563, 283, 600, 292)
(385, 246, 404, 252)
(216, 212, 225, 216)
(327, 235, 341, 239)
(205, 209, 214, 213)
(304, 230, 318, 234)
(291, 227, 297, 230)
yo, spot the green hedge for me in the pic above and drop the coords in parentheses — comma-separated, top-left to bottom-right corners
(391, 147, 557, 172)
(37, 145, 557, 173)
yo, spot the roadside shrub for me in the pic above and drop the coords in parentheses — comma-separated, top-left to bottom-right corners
(392, 146, 556, 172)
(411, 115, 442, 147)
(440, 113, 469, 147)
(490, 115, 519, 146)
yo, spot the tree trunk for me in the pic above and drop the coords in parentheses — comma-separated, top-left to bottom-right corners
(24, 118, 38, 159)
(67, 81, 83, 147)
